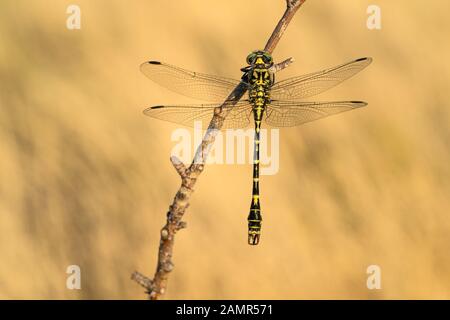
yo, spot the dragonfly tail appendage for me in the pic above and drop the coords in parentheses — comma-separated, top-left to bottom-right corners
(248, 212, 262, 245)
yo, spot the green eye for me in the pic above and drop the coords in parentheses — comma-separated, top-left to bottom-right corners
(246, 53, 257, 65)
(263, 53, 273, 63)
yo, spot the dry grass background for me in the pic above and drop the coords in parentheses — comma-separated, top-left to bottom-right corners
(1, 0, 449, 299)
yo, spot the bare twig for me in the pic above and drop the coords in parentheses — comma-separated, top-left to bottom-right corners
(133, 0, 307, 300)
(264, 0, 307, 53)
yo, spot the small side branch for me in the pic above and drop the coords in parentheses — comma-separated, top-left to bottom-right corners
(133, 0, 307, 300)
(131, 272, 153, 291)
(270, 57, 295, 73)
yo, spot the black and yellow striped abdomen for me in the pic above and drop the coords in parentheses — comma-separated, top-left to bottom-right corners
(247, 66, 273, 245)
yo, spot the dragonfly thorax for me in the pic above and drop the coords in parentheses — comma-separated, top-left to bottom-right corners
(248, 68, 272, 110)
(248, 68, 272, 86)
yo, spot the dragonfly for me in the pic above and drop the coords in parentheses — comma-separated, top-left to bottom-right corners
(141, 50, 372, 245)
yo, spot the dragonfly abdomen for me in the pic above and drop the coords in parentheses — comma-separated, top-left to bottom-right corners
(247, 104, 263, 245)
(247, 81, 271, 245)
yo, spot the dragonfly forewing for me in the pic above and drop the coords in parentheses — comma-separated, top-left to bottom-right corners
(140, 61, 249, 102)
(270, 57, 372, 101)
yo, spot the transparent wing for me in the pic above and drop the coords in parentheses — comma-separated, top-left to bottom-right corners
(271, 57, 372, 101)
(140, 61, 248, 102)
(264, 100, 367, 127)
(143, 101, 253, 129)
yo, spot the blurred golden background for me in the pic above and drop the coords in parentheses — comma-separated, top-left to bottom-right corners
(1, 0, 449, 299)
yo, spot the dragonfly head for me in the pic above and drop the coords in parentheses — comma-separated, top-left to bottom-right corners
(245, 50, 273, 68)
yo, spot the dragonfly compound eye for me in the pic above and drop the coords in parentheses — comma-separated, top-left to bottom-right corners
(246, 53, 257, 65)
(262, 53, 273, 64)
